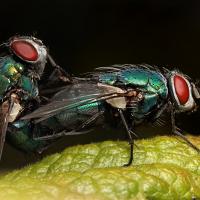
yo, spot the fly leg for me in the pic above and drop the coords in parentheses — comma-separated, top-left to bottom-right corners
(39, 54, 72, 96)
(47, 54, 72, 84)
(118, 109, 137, 167)
(171, 109, 200, 153)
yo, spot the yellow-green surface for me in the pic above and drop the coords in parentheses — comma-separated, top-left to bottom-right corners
(0, 136, 200, 200)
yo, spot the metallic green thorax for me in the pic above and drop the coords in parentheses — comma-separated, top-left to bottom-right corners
(98, 67, 168, 119)
(0, 56, 41, 153)
(0, 56, 38, 100)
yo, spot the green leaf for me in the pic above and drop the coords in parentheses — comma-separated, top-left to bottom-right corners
(0, 135, 200, 200)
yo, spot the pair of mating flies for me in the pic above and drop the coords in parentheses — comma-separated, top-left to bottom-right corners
(0, 35, 200, 166)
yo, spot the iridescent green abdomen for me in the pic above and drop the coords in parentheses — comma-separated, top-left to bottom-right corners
(8, 121, 47, 153)
(55, 102, 100, 129)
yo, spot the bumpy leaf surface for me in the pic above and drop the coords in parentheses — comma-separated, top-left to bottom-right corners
(0, 136, 200, 200)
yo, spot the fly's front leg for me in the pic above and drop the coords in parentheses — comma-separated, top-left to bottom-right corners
(118, 109, 138, 166)
(39, 54, 72, 95)
(171, 108, 200, 153)
(47, 54, 72, 84)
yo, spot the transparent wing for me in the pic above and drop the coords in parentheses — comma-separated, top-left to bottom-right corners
(0, 98, 14, 160)
(22, 82, 127, 121)
(83, 64, 160, 75)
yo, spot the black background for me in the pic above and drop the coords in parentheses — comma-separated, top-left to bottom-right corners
(1, 0, 200, 171)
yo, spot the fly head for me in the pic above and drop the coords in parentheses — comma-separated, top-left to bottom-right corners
(8, 36, 48, 77)
(168, 71, 197, 113)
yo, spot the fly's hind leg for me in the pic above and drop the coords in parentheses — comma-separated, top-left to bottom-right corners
(118, 109, 138, 167)
(171, 108, 200, 153)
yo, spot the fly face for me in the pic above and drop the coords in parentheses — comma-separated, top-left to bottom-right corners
(9, 36, 48, 76)
(169, 71, 196, 112)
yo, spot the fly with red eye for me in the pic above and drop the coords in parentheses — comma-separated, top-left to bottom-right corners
(0, 36, 200, 166)
(0, 35, 71, 159)
(0, 40, 200, 167)
(9, 36, 71, 84)
(21, 64, 200, 167)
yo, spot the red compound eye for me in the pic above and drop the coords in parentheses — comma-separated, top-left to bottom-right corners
(10, 40, 39, 62)
(174, 75, 189, 105)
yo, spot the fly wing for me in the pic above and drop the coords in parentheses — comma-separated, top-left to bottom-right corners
(85, 64, 162, 79)
(94, 64, 161, 72)
(0, 98, 14, 160)
(22, 82, 127, 121)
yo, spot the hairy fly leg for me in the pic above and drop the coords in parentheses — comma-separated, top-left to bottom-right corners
(171, 107, 200, 153)
(39, 54, 72, 96)
(47, 54, 72, 84)
(118, 109, 138, 167)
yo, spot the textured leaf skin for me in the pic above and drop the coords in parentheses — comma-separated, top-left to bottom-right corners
(0, 136, 200, 200)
